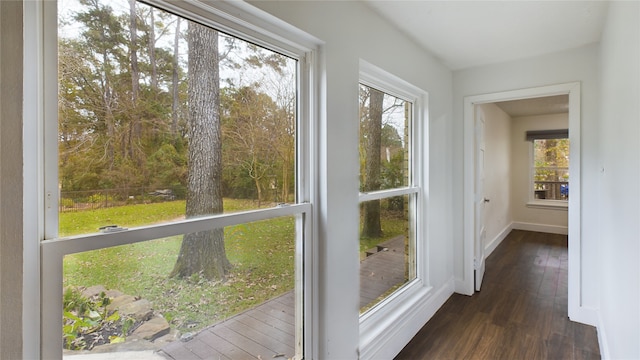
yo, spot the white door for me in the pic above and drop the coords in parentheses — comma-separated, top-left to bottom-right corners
(474, 107, 487, 291)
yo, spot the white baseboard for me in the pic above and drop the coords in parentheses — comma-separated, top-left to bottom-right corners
(512, 221, 568, 235)
(485, 223, 513, 258)
(359, 278, 455, 360)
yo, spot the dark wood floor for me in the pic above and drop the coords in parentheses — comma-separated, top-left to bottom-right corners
(396, 230, 600, 360)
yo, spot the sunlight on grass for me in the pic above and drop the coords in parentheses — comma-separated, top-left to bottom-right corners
(359, 208, 407, 254)
(59, 201, 186, 237)
(59, 198, 266, 237)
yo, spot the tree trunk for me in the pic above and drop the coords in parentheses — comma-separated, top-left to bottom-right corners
(362, 88, 383, 238)
(148, 7, 157, 92)
(171, 22, 231, 281)
(128, 0, 140, 161)
(171, 18, 180, 135)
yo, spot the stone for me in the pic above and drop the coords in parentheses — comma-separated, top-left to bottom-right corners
(180, 332, 194, 342)
(107, 294, 137, 313)
(81, 285, 107, 299)
(119, 299, 153, 321)
(131, 317, 170, 341)
(154, 328, 180, 345)
(105, 289, 124, 299)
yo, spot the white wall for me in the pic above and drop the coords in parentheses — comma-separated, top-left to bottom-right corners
(597, 1, 640, 358)
(247, 2, 454, 359)
(478, 103, 512, 254)
(511, 114, 568, 230)
(453, 44, 600, 311)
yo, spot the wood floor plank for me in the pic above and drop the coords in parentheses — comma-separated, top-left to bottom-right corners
(194, 330, 256, 360)
(245, 308, 295, 336)
(395, 230, 600, 360)
(234, 311, 294, 345)
(223, 318, 295, 356)
(209, 325, 276, 359)
(184, 338, 230, 360)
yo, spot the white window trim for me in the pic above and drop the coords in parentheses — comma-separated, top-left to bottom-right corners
(27, 1, 322, 358)
(357, 60, 431, 359)
(526, 200, 569, 210)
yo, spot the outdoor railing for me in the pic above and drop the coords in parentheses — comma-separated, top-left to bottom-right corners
(59, 187, 185, 212)
(534, 181, 568, 200)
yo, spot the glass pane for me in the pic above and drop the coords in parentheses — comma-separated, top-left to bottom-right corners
(359, 195, 415, 313)
(62, 216, 300, 358)
(533, 139, 569, 200)
(58, 0, 297, 235)
(359, 84, 410, 192)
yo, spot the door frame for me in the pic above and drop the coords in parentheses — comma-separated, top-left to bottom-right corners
(462, 82, 593, 325)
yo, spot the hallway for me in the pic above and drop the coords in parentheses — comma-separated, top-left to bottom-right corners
(396, 230, 600, 359)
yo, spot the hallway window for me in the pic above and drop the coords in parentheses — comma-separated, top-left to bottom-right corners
(530, 134, 570, 201)
(41, 0, 316, 358)
(358, 61, 426, 316)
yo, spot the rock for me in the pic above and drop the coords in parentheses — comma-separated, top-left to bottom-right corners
(154, 328, 180, 345)
(131, 317, 170, 341)
(88, 338, 161, 353)
(119, 299, 153, 321)
(180, 332, 194, 342)
(105, 289, 124, 299)
(107, 294, 137, 313)
(81, 285, 107, 299)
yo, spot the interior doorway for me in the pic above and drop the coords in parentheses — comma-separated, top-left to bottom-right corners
(472, 94, 570, 291)
(462, 82, 593, 325)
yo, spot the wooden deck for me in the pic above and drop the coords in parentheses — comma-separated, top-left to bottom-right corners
(159, 292, 296, 360)
(360, 235, 407, 309)
(159, 236, 408, 360)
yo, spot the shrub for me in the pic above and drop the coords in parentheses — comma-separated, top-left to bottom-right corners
(62, 287, 136, 351)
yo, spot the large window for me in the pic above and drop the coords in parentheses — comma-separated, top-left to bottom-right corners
(358, 62, 425, 317)
(41, 1, 314, 358)
(529, 130, 570, 201)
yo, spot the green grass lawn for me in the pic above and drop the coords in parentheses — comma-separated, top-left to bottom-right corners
(62, 199, 295, 334)
(358, 208, 408, 254)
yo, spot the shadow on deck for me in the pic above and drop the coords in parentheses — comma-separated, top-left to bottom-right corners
(159, 236, 407, 360)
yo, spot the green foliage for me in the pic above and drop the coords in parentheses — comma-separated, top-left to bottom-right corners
(62, 288, 133, 351)
(58, 0, 296, 202)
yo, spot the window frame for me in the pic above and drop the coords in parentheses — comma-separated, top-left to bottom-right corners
(357, 60, 430, 354)
(527, 137, 569, 209)
(32, 1, 320, 358)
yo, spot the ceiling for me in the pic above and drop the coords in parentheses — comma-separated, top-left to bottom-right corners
(363, 1, 609, 70)
(494, 95, 569, 117)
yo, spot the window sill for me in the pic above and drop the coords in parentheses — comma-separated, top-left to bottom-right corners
(526, 200, 568, 210)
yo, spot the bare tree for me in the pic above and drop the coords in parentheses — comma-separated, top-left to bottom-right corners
(362, 88, 383, 238)
(171, 22, 231, 281)
(171, 18, 181, 135)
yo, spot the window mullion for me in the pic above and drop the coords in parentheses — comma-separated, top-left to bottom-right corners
(359, 187, 419, 202)
(43, 203, 310, 255)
